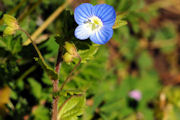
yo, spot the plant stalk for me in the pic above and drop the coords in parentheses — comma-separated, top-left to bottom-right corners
(60, 55, 81, 91)
(18, 28, 45, 63)
(52, 47, 63, 120)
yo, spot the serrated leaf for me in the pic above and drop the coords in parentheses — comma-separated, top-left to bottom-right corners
(34, 57, 58, 80)
(0, 35, 22, 54)
(60, 90, 84, 97)
(113, 13, 127, 29)
(58, 95, 86, 120)
(113, 20, 127, 29)
(78, 44, 99, 63)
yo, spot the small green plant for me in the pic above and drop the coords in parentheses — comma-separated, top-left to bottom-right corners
(1, 1, 127, 119)
(0, 0, 179, 120)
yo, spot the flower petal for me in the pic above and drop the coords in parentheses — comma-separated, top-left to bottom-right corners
(93, 4, 116, 27)
(89, 27, 113, 44)
(74, 3, 93, 25)
(75, 24, 91, 40)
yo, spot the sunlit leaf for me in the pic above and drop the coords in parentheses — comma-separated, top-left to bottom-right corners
(32, 105, 49, 120)
(58, 95, 86, 120)
(78, 43, 99, 63)
(113, 13, 127, 29)
(28, 78, 42, 99)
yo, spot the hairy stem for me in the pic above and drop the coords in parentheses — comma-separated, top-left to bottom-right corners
(18, 28, 45, 63)
(60, 55, 81, 91)
(52, 47, 63, 120)
(19, 27, 63, 120)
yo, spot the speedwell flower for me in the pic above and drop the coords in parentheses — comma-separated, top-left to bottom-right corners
(74, 3, 116, 44)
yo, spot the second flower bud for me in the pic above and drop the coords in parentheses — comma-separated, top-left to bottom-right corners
(63, 42, 79, 63)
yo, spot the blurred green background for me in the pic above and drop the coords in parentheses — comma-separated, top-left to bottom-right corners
(0, 0, 180, 120)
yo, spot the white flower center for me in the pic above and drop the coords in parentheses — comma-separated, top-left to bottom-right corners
(84, 16, 103, 33)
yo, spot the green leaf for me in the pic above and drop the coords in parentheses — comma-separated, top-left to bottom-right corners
(39, 36, 59, 58)
(58, 95, 86, 120)
(12, 37, 21, 54)
(78, 43, 99, 63)
(34, 57, 58, 80)
(137, 51, 153, 70)
(28, 78, 42, 99)
(113, 13, 127, 29)
(165, 87, 180, 107)
(60, 90, 84, 97)
(0, 35, 22, 54)
(32, 105, 49, 120)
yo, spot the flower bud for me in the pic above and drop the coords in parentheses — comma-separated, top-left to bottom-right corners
(64, 42, 78, 57)
(63, 53, 74, 63)
(3, 14, 19, 36)
(3, 26, 16, 36)
(3, 14, 19, 30)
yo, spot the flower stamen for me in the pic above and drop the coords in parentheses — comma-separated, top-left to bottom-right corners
(84, 16, 103, 33)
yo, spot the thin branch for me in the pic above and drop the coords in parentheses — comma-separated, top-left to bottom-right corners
(60, 55, 82, 91)
(17, 65, 37, 81)
(18, 28, 45, 63)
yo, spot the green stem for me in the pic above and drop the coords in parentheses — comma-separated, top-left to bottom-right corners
(18, 27, 45, 63)
(59, 55, 81, 91)
(52, 47, 63, 120)
(17, 65, 37, 81)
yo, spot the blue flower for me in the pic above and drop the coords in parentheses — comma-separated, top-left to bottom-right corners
(74, 3, 116, 44)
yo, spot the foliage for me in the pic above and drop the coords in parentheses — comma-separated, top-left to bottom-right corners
(58, 95, 86, 120)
